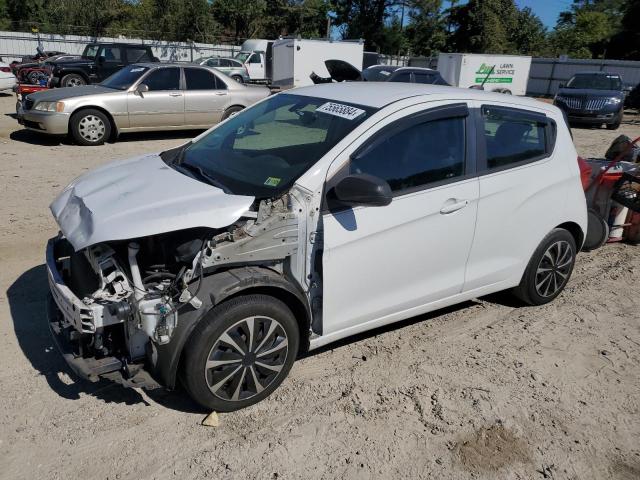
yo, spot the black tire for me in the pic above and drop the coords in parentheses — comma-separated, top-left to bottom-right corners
(231, 74, 244, 83)
(70, 109, 112, 146)
(582, 209, 609, 251)
(181, 294, 299, 412)
(513, 228, 577, 306)
(221, 105, 244, 121)
(61, 73, 86, 88)
(606, 113, 622, 130)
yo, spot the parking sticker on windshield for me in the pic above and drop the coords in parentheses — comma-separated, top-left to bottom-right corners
(264, 177, 282, 187)
(316, 102, 366, 120)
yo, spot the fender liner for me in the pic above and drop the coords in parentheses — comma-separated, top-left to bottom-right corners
(150, 266, 310, 389)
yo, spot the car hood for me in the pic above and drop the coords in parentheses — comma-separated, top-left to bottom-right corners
(50, 153, 255, 251)
(558, 88, 623, 98)
(28, 85, 119, 102)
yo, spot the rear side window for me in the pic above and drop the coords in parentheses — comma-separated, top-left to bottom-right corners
(351, 116, 466, 193)
(99, 46, 121, 61)
(185, 68, 220, 90)
(143, 67, 180, 91)
(481, 106, 551, 170)
(126, 48, 152, 63)
(414, 72, 437, 84)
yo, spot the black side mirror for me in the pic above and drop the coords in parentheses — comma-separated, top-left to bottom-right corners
(332, 173, 392, 208)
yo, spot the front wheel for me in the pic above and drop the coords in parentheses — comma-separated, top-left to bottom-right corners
(70, 109, 112, 146)
(181, 294, 299, 412)
(606, 113, 622, 130)
(513, 228, 577, 305)
(231, 74, 244, 83)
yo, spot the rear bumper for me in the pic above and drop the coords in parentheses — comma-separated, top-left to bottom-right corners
(0, 76, 16, 91)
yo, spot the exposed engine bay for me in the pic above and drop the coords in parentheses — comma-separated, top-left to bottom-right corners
(47, 192, 314, 386)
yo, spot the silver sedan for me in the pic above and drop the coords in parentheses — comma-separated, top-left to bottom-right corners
(17, 63, 271, 145)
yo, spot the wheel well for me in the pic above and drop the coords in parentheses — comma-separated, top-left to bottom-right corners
(225, 104, 245, 113)
(224, 287, 311, 353)
(556, 221, 584, 249)
(61, 71, 89, 81)
(69, 106, 118, 139)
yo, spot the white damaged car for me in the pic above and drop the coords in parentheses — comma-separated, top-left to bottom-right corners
(47, 83, 588, 411)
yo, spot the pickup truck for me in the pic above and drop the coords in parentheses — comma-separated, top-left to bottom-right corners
(49, 43, 158, 88)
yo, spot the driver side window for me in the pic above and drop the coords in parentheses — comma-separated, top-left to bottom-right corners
(141, 67, 180, 91)
(351, 115, 466, 194)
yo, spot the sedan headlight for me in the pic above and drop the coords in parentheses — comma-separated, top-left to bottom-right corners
(34, 101, 65, 112)
(605, 97, 622, 105)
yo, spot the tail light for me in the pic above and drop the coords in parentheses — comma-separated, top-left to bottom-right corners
(0, 67, 11, 73)
(577, 156, 592, 191)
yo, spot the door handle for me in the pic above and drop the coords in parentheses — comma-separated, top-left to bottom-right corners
(440, 199, 469, 214)
(215, 91, 227, 96)
(169, 92, 182, 97)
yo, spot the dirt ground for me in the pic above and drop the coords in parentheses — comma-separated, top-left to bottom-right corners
(0, 92, 639, 480)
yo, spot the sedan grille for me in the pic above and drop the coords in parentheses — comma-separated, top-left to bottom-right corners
(562, 97, 582, 110)
(584, 98, 607, 110)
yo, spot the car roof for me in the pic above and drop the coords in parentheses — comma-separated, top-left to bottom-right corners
(86, 43, 151, 48)
(395, 67, 437, 73)
(289, 82, 546, 109)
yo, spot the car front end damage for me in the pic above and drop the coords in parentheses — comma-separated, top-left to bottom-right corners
(45, 190, 310, 388)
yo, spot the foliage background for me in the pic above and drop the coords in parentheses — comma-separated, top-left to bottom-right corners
(1, 0, 638, 59)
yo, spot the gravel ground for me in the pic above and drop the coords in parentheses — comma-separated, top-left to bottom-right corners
(0, 92, 639, 480)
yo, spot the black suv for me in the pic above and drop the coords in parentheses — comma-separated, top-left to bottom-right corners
(553, 71, 625, 130)
(49, 43, 159, 88)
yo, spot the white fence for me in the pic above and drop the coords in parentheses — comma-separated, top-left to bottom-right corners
(0, 30, 240, 63)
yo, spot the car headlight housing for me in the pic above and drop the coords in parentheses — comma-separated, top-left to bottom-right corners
(605, 97, 622, 105)
(34, 101, 65, 112)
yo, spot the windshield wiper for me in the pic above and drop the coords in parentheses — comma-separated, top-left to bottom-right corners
(175, 162, 230, 193)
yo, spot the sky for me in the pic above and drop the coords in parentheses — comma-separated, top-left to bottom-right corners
(441, 0, 573, 28)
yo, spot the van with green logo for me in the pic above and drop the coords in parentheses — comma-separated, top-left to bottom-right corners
(437, 53, 532, 96)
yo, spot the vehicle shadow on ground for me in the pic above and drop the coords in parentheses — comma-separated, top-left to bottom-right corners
(10, 129, 68, 146)
(8, 128, 203, 146)
(115, 129, 204, 143)
(7, 264, 203, 413)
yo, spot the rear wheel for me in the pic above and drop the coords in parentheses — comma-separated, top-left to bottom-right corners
(221, 105, 244, 121)
(513, 228, 577, 305)
(61, 73, 86, 87)
(181, 294, 299, 412)
(231, 74, 244, 83)
(70, 109, 111, 146)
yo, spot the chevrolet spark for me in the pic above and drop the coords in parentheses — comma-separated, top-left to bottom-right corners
(46, 83, 588, 411)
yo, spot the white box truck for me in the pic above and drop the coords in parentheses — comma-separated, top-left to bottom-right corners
(271, 38, 364, 89)
(437, 53, 532, 95)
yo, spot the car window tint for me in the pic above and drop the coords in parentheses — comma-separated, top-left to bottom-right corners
(142, 67, 180, 91)
(219, 59, 231, 67)
(482, 106, 547, 169)
(100, 47, 121, 61)
(206, 59, 220, 67)
(126, 48, 151, 63)
(249, 54, 261, 64)
(414, 72, 439, 84)
(389, 71, 411, 83)
(185, 68, 217, 90)
(351, 117, 465, 193)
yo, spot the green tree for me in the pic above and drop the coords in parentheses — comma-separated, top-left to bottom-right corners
(333, 0, 400, 51)
(212, 0, 267, 41)
(511, 7, 549, 56)
(403, 0, 446, 56)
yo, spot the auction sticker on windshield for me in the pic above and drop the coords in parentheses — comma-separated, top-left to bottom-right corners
(264, 177, 282, 187)
(316, 102, 366, 120)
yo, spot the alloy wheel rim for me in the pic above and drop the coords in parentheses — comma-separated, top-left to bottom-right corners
(205, 316, 288, 401)
(535, 240, 573, 297)
(69, 77, 83, 87)
(78, 115, 105, 142)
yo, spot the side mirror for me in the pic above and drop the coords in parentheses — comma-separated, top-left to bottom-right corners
(332, 173, 392, 208)
(135, 83, 149, 97)
(558, 83, 565, 89)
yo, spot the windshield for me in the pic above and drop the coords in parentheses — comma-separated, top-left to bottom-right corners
(566, 74, 622, 90)
(82, 45, 99, 59)
(173, 93, 377, 198)
(234, 52, 251, 63)
(100, 65, 149, 90)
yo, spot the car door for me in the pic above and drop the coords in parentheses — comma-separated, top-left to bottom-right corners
(321, 102, 479, 336)
(245, 52, 263, 80)
(127, 66, 184, 128)
(463, 101, 561, 292)
(183, 67, 229, 126)
(96, 46, 125, 81)
(125, 46, 153, 64)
